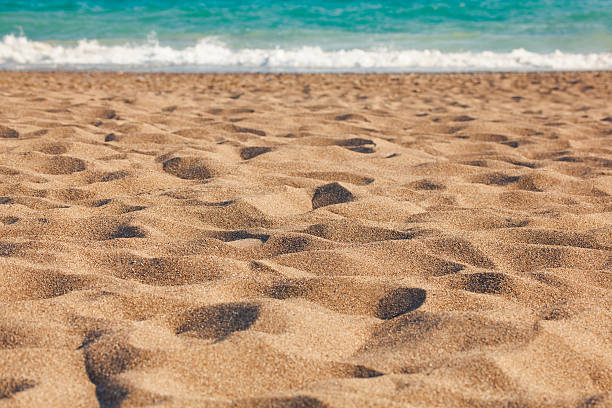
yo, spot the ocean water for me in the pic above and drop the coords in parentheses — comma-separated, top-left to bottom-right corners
(0, 0, 611, 72)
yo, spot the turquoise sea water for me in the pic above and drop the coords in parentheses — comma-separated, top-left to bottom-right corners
(0, 1, 611, 71)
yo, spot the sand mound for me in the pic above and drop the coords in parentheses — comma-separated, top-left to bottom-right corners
(0, 71, 610, 407)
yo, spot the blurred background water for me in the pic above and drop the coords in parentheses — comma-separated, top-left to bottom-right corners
(1, 0, 611, 71)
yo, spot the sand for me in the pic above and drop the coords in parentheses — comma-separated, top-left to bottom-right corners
(0, 71, 610, 407)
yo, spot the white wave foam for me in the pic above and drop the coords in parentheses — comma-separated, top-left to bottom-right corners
(1, 34, 611, 71)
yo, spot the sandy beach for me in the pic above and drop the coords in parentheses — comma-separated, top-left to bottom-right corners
(0, 71, 610, 407)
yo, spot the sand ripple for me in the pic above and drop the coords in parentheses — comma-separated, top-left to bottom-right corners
(0, 72, 610, 407)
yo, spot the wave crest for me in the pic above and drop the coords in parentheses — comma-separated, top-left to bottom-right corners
(1, 34, 611, 71)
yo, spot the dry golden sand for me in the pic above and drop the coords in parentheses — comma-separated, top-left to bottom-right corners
(0, 71, 611, 407)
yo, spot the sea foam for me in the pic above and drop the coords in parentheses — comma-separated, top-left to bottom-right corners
(1, 34, 611, 72)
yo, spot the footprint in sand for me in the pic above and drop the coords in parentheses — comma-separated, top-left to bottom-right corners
(162, 157, 214, 180)
(93, 108, 117, 120)
(232, 125, 266, 136)
(81, 332, 149, 408)
(336, 137, 376, 153)
(110, 225, 146, 239)
(453, 115, 476, 122)
(375, 288, 427, 320)
(36, 142, 70, 155)
(0, 125, 19, 139)
(0, 378, 37, 399)
(312, 182, 355, 209)
(104, 133, 117, 142)
(39, 156, 87, 175)
(233, 396, 327, 408)
(335, 113, 369, 122)
(210, 230, 270, 244)
(408, 179, 446, 191)
(460, 272, 514, 295)
(0, 216, 19, 225)
(85, 170, 130, 184)
(175, 302, 260, 341)
(240, 146, 273, 160)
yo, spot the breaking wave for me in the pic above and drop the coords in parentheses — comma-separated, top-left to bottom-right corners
(1, 34, 611, 72)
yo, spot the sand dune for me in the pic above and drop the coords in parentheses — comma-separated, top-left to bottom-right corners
(0, 71, 610, 407)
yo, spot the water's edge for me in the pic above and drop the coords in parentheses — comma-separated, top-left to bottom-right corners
(2, 35, 611, 72)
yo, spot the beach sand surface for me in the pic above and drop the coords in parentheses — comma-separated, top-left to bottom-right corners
(0, 71, 610, 407)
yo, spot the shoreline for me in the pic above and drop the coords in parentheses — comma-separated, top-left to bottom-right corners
(2, 69, 612, 75)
